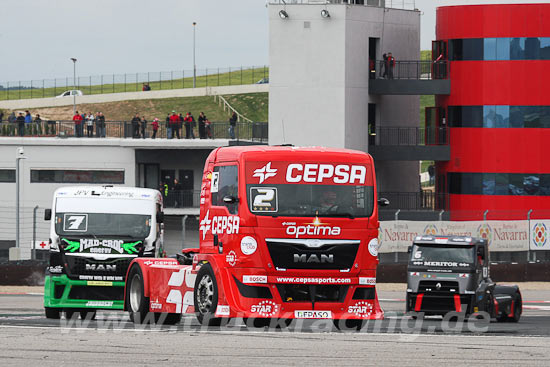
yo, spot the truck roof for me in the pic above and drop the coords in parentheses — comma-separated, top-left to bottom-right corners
(413, 235, 487, 246)
(53, 186, 161, 200)
(211, 145, 373, 163)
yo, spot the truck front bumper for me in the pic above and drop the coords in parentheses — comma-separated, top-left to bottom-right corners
(44, 275, 125, 310)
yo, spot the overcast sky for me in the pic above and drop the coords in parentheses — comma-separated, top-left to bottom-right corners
(0, 0, 461, 82)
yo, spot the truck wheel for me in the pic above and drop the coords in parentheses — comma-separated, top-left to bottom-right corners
(194, 263, 221, 326)
(65, 310, 78, 319)
(155, 312, 182, 325)
(45, 307, 61, 319)
(127, 265, 153, 324)
(80, 310, 97, 320)
(510, 294, 522, 323)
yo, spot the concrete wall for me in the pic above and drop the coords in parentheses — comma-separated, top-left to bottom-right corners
(269, 3, 421, 192)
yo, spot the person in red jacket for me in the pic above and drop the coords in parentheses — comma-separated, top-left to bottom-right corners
(73, 111, 83, 137)
(386, 52, 396, 79)
(168, 111, 180, 139)
(152, 118, 159, 139)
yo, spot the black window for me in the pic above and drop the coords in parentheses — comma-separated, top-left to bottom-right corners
(211, 165, 238, 214)
(0, 169, 15, 183)
(449, 172, 550, 196)
(449, 39, 483, 60)
(30, 170, 124, 184)
(447, 106, 483, 127)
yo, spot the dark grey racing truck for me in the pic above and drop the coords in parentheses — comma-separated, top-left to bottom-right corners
(406, 235, 522, 322)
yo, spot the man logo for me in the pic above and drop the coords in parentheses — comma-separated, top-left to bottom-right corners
(293, 254, 334, 264)
(436, 282, 442, 290)
(63, 214, 88, 232)
(85, 264, 116, 272)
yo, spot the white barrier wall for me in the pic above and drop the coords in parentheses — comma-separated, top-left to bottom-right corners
(378, 220, 550, 253)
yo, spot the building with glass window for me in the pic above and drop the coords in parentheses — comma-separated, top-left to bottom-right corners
(434, 2, 550, 220)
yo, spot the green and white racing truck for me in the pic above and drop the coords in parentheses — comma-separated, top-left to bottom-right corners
(44, 186, 164, 319)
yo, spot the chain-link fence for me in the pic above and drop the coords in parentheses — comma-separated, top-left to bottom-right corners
(0, 65, 269, 101)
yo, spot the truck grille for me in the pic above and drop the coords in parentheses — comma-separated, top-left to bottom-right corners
(69, 286, 124, 301)
(265, 239, 360, 270)
(276, 284, 349, 303)
(65, 256, 133, 278)
(418, 280, 459, 294)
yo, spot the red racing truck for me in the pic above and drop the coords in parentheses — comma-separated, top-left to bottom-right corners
(125, 146, 388, 328)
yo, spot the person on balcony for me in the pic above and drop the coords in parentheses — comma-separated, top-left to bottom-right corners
(151, 118, 159, 139)
(387, 52, 395, 79)
(131, 113, 141, 138)
(16, 112, 25, 137)
(72, 111, 83, 137)
(96, 112, 106, 138)
(229, 112, 237, 140)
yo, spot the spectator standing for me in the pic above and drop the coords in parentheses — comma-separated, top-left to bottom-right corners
(8, 112, 16, 135)
(141, 116, 147, 139)
(206, 118, 212, 139)
(151, 118, 159, 139)
(16, 112, 25, 137)
(198, 112, 207, 139)
(169, 111, 180, 139)
(165, 114, 171, 139)
(131, 114, 141, 138)
(172, 178, 183, 207)
(179, 113, 185, 139)
(86, 112, 94, 137)
(189, 112, 196, 139)
(34, 114, 42, 135)
(387, 52, 395, 80)
(229, 112, 237, 139)
(381, 53, 387, 78)
(24, 110, 32, 124)
(96, 112, 106, 138)
(73, 111, 83, 137)
(0, 111, 3, 123)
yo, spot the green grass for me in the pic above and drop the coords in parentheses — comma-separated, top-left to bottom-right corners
(223, 93, 268, 122)
(0, 67, 269, 101)
(421, 50, 431, 61)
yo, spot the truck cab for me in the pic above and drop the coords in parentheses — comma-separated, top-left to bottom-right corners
(406, 235, 522, 322)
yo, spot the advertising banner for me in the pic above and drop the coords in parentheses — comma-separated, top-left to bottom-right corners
(379, 220, 530, 253)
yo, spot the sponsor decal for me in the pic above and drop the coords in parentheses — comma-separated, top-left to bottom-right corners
(143, 260, 177, 266)
(150, 300, 162, 310)
(226, 250, 237, 266)
(87, 281, 113, 286)
(422, 261, 469, 267)
(276, 277, 351, 284)
(250, 187, 278, 212)
(215, 305, 230, 317)
(48, 265, 63, 274)
(286, 164, 366, 184)
(165, 267, 196, 313)
(34, 241, 50, 250)
(211, 172, 219, 193)
(533, 222, 547, 248)
(348, 301, 374, 318)
(423, 224, 438, 236)
(79, 275, 123, 281)
(243, 275, 268, 284)
(283, 219, 341, 239)
(358, 277, 376, 285)
(367, 238, 378, 257)
(477, 223, 492, 244)
(294, 310, 332, 319)
(253, 162, 278, 184)
(86, 301, 113, 307)
(62, 238, 141, 254)
(250, 300, 279, 317)
(199, 210, 240, 240)
(240, 236, 258, 255)
(63, 214, 88, 232)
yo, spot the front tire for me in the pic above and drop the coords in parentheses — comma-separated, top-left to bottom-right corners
(127, 265, 153, 324)
(194, 264, 221, 326)
(45, 307, 61, 319)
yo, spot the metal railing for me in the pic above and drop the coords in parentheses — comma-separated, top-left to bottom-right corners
(0, 120, 268, 142)
(163, 190, 201, 208)
(0, 65, 269, 101)
(269, 0, 416, 10)
(372, 60, 449, 80)
(379, 191, 448, 211)
(371, 126, 449, 146)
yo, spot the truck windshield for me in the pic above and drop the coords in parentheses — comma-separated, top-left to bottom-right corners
(410, 244, 475, 265)
(246, 184, 374, 217)
(55, 212, 151, 238)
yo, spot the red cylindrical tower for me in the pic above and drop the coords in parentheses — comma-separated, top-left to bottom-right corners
(436, 4, 550, 220)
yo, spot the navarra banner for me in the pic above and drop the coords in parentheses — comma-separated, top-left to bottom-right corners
(379, 220, 530, 253)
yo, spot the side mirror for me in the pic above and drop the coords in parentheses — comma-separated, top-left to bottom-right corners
(378, 198, 390, 207)
(44, 209, 51, 221)
(213, 234, 219, 247)
(156, 211, 164, 224)
(223, 195, 238, 204)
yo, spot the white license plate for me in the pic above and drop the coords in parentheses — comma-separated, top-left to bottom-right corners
(294, 310, 332, 319)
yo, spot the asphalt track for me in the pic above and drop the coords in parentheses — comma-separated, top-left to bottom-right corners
(2, 289, 550, 365)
